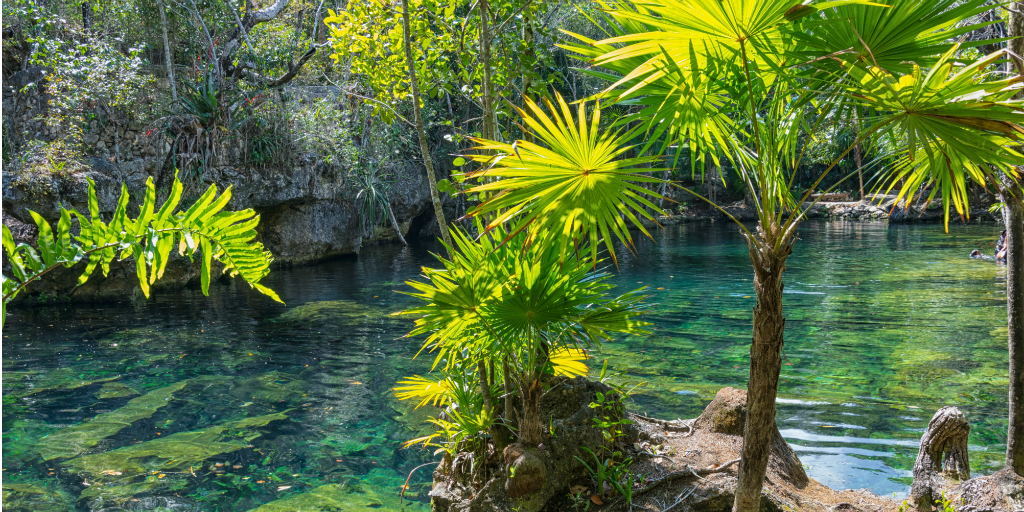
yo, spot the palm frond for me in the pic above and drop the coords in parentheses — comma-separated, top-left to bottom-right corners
(463, 93, 668, 264)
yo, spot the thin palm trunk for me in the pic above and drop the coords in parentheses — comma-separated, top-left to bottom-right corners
(734, 222, 794, 512)
(400, 0, 452, 247)
(480, 0, 493, 142)
(1005, 5, 1024, 473)
(1005, 187, 1024, 474)
(853, 109, 864, 199)
(157, 0, 177, 104)
(387, 205, 408, 246)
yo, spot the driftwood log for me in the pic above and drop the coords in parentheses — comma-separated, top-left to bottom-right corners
(910, 406, 971, 511)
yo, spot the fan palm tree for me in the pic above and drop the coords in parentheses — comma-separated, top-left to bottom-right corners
(456, 0, 1023, 509)
(396, 224, 648, 490)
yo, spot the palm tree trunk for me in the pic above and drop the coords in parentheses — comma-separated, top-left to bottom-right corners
(1004, 5, 1023, 474)
(400, 0, 452, 247)
(157, 0, 178, 104)
(853, 109, 864, 199)
(734, 224, 793, 512)
(1004, 184, 1024, 474)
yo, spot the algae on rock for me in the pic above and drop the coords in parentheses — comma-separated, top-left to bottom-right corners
(1, 483, 76, 512)
(38, 380, 189, 460)
(248, 475, 429, 512)
(273, 300, 385, 326)
(96, 381, 140, 399)
(6, 368, 121, 397)
(231, 371, 307, 404)
(63, 411, 291, 482)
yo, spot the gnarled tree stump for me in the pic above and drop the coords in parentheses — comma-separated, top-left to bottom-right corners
(910, 406, 970, 511)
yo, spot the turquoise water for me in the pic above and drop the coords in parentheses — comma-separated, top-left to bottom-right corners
(2, 220, 1009, 509)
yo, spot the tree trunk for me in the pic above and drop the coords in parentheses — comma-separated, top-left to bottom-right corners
(82, 2, 92, 32)
(910, 406, 970, 511)
(1009, 2, 1023, 79)
(157, 0, 177, 104)
(387, 204, 408, 246)
(733, 223, 793, 512)
(853, 108, 864, 199)
(479, 0, 496, 142)
(1004, 6, 1024, 474)
(1004, 184, 1024, 475)
(400, 0, 452, 247)
(517, 378, 543, 446)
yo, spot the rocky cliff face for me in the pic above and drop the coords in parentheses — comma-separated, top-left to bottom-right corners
(2, 69, 444, 300)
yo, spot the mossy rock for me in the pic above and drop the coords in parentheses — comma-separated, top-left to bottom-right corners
(1, 483, 76, 512)
(273, 300, 385, 327)
(6, 368, 121, 398)
(78, 475, 190, 503)
(38, 380, 190, 460)
(96, 381, 140, 399)
(247, 478, 429, 512)
(232, 371, 307, 404)
(63, 411, 291, 483)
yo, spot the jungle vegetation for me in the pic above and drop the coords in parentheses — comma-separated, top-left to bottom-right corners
(1, 1, 1023, 511)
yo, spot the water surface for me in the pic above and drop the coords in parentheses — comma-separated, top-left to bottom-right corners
(2, 220, 1009, 509)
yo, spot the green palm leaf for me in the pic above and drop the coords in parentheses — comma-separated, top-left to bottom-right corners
(853, 48, 1024, 230)
(463, 93, 668, 264)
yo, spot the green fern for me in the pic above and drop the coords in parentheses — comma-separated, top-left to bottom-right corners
(2, 173, 281, 325)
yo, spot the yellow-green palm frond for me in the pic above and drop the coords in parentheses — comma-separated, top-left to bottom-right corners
(394, 375, 454, 409)
(463, 93, 668, 265)
(549, 347, 590, 377)
(855, 47, 1024, 231)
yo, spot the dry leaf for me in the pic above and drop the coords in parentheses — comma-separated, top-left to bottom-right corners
(570, 485, 588, 494)
(591, 495, 604, 505)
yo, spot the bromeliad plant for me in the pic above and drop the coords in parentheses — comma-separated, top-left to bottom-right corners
(2, 174, 282, 327)
(395, 224, 648, 475)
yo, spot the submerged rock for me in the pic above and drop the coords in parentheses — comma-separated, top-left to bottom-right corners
(248, 476, 430, 512)
(1, 483, 76, 512)
(96, 382, 141, 400)
(38, 380, 189, 460)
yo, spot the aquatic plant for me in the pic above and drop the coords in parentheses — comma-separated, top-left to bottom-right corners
(2, 173, 282, 326)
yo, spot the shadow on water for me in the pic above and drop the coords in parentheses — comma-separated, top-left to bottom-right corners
(2, 220, 1010, 508)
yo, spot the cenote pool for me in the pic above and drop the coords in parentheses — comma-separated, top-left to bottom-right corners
(2, 220, 1010, 510)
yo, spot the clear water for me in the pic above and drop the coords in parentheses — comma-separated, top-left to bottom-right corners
(2, 220, 1009, 510)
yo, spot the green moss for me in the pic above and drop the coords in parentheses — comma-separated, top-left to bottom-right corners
(247, 476, 429, 512)
(63, 411, 291, 482)
(96, 381, 140, 399)
(1, 483, 75, 512)
(78, 475, 189, 503)
(38, 380, 190, 461)
(7, 368, 121, 397)
(231, 371, 307, 404)
(273, 300, 384, 325)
